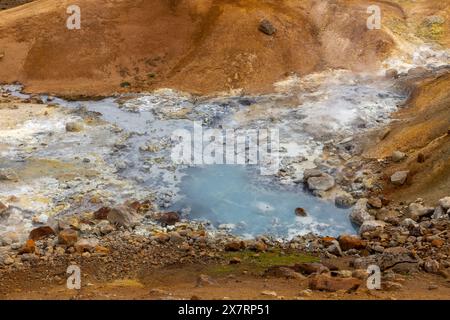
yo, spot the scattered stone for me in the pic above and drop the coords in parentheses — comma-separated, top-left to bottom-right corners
(225, 240, 245, 252)
(65, 121, 84, 132)
(408, 202, 434, 221)
(338, 235, 367, 251)
(260, 290, 277, 297)
(382, 281, 403, 291)
(307, 174, 335, 191)
(258, 19, 276, 36)
(19, 239, 35, 254)
(58, 228, 78, 246)
(431, 239, 444, 248)
(334, 192, 355, 208)
(359, 220, 386, 235)
(438, 197, 450, 210)
(29, 226, 55, 241)
(353, 247, 418, 271)
(367, 197, 383, 209)
(350, 199, 374, 225)
(93, 207, 110, 220)
(391, 151, 406, 162)
(0, 168, 19, 181)
(74, 238, 99, 253)
(156, 211, 180, 226)
(309, 275, 361, 292)
(229, 257, 241, 264)
(196, 274, 216, 287)
(295, 207, 307, 217)
(248, 240, 268, 252)
(423, 259, 440, 274)
(390, 171, 409, 186)
(432, 206, 446, 219)
(326, 240, 343, 256)
(303, 169, 323, 181)
(264, 266, 304, 279)
(293, 262, 329, 275)
(107, 206, 138, 227)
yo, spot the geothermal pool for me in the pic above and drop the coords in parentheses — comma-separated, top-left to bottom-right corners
(2, 44, 449, 240)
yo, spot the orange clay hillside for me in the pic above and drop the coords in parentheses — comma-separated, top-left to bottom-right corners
(0, 0, 402, 97)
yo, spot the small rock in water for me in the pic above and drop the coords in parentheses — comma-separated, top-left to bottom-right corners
(258, 19, 276, 36)
(295, 207, 307, 217)
(65, 121, 84, 132)
(335, 192, 355, 208)
(390, 171, 409, 186)
(0, 168, 19, 182)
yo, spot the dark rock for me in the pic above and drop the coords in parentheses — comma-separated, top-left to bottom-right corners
(29, 226, 55, 241)
(293, 262, 329, 275)
(258, 19, 276, 36)
(295, 207, 307, 217)
(156, 211, 180, 226)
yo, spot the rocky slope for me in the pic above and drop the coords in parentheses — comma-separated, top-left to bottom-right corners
(0, 0, 400, 96)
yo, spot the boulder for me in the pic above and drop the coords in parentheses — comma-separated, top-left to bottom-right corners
(423, 259, 440, 274)
(303, 169, 323, 181)
(350, 199, 374, 225)
(292, 262, 329, 275)
(307, 174, 335, 191)
(224, 240, 245, 251)
(29, 226, 55, 241)
(258, 19, 276, 36)
(309, 275, 361, 292)
(156, 211, 180, 226)
(338, 235, 367, 251)
(438, 197, 450, 210)
(74, 238, 99, 253)
(264, 266, 305, 279)
(65, 121, 84, 132)
(294, 207, 307, 217)
(359, 220, 386, 235)
(93, 207, 110, 220)
(390, 171, 409, 186)
(353, 247, 418, 271)
(58, 228, 78, 246)
(107, 206, 139, 227)
(19, 239, 36, 254)
(391, 151, 406, 162)
(335, 193, 355, 208)
(408, 203, 434, 221)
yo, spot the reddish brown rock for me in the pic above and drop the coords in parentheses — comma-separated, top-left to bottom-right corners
(224, 240, 246, 252)
(293, 262, 329, 275)
(29, 226, 56, 241)
(338, 235, 367, 251)
(309, 274, 362, 292)
(156, 211, 180, 226)
(93, 207, 111, 220)
(19, 239, 35, 254)
(58, 228, 78, 246)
